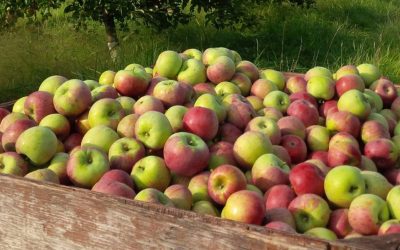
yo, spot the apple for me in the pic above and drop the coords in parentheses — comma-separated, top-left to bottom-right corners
(115, 96, 135, 115)
(378, 219, 400, 235)
(252, 153, 290, 192)
(75, 111, 90, 134)
(177, 58, 206, 86)
(236, 60, 259, 82)
(335, 65, 359, 79)
(304, 228, 337, 240)
(116, 114, 139, 138)
(221, 190, 265, 225)
(260, 69, 285, 90)
(306, 76, 335, 100)
(64, 133, 82, 153)
(83, 79, 100, 90)
(328, 209, 352, 238)
(223, 94, 256, 130)
(359, 155, 377, 172)
(305, 66, 332, 81)
(309, 151, 329, 167)
(81, 125, 120, 153)
(182, 48, 202, 61)
(202, 47, 233, 66)
(380, 109, 397, 134)
(326, 111, 361, 138)
(194, 93, 227, 123)
(364, 138, 398, 170)
(356, 64, 380, 87)
(133, 95, 165, 115)
(47, 152, 69, 184)
(24, 91, 56, 123)
(384, 168, 400, 185)
(88, 98, 124, 130)
(366, 113, 389, 130)
(263, 91, 290, 113)
(92, 179, 136, 199)
(12, 96, 27, 113)
(135, 111, 172, 150)
(306, 125, 330, 152)
(99, 169, 134, 189)
(134, 188, 174, 207)
(53, 79, 92, 117)
(386, 185, 400, 219)
(250, 79, 278, 99)
(348, 194, 389, 235)
(98, 70, 116, 85)
(188, 171, 211, 203)
(153, 50, 182, 79)
(0, 108, 9, 123)
(152, 80, 186, 107)
(335, 74, 365, 96)
(182, 107, 218, 141)
(289, 162, 325, 196)
(25, 168, 59, 184)
(361, 120, 390, 144)
(286, 76, 307, 94)
(38, 75, 68, 94)
(208, 141, 236, 170)
(109, 137, 145, 172)
(91, 85, 119, 102)
(370, 78, 398, 107)
(131, 155, 171, 191)
(217, 123, 242, 144)
(163, 184, 192, 210)
(230, 72, 251, 96)
(164, 132, 209, 177)
(265, 207, 296, 228)
(277, 116, 306, 139)
(362, 171, 393, 199)
(364, 89, 383, 112)
(206, 56, 235, 84)
(390, 96, 400, 119)
(287, 99, 319, 127)
(328, 133, 361, 168)
(0, 152, 29, 176)
(319, 100, 338, 118)
(39, 113, 70, 141)
(215, 81, 241, 99)
(280, 135, 307, 164)
(264, 184, 296, 209)
(246, 96, 264, 111)
(272, 145, 292, 166)
(289, 92, 318, 109)
(192, 201, 220, 216)
(344, 231, 363, 239)
(246, 116, 281, 145)
(146, 76, 168, 95)
(324, 165, 365, 208)
(124, 63, 145, 71)
(16, 126, 58, 166)
(193, 83, 217, 98)
(337, 89, 371, 119)
(2, 119, 36, 152)
(288, 194, 331, 233)
(265, 221, 296, 234)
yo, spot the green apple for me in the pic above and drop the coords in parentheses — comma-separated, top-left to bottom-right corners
(39, 113, 71, 140)
(194, 93, 227, 123)
(367, 113, 389, 131)
(109, 137, 145, 172)
(364, 89, 383, 112)
(214, 81, 241, 99)
(131, 155, 171, 191)
(192, 200, 220, 216)
(164, 184, 193, 210)
(25, 168, 60, 184)
(305, 66, 333, 81)
(81, 125, 120, 153)
(83, 79, 100, 90)
(362, 171, 392, 199)
(47, 152, 69, 184)
(88, 98, 125, 130)
(335, 65, 359, 79)
(38, 75, 68, 94)
(124, 63, 145, 71)
(231, 50, 242, 65)
(306, 125, 330, 152)
(134, 188, 174, 207)
(246, 116, 281, 145)
(260, 69, 285, 90)
(12, 96, 27, 113)
(246, 96, 264, 111)
(116, 96, 136, 115)
(306, 76, 335, 100)
(153, 50, 183, 79)
(0, 152, 29, 176)
(16, 126, 58, 166)
(202, 47, 233, 66)
(188, 171, 211, 202)
(263, 90, 290, 113)
(177, 58, 206, 85)
(338, 89, 371, 119)
(98, 70, 116, 85)
(387, 185, 400, 219)
(304, 227, 337, 240)
(324, 165, 365, 208)
(357, 63, 381, 87)
(165, 105, 188, 132)
(182, 48, 202, 61)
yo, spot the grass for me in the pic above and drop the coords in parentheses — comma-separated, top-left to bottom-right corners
(0, 0, 400, 102)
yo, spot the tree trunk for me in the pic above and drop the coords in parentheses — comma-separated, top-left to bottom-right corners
(102, 12, 119, 63)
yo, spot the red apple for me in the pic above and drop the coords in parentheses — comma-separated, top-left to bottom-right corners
(289, 162, 325, 196)
(326, 111, 360, 138)
(335, 74, 365, 96)
(370, 78, 398, 107)
(24, 91, 56, 123)
(319, 100, 338, 118)
(208, 141, 236, 170)
(264, 185, 296, 209)
(99, 169, 134, 189)
(64, 133, 83, 153)
(287, 99, 319, 127)
(217, 123, 242, 144)
(278, 116, 306, 139)
(114, 69, 150, 98)
(364, 138, 398, 170)
(328, 209, 352, 239)
(280, 135, 307, 164)
(286, 76, 307, 94)
(361, 120, 390, 143)
(134, 95, 165, 115)
(183, 107, 219, 141)
(289, 92, 318, 109)
(2, 119, 36, 152)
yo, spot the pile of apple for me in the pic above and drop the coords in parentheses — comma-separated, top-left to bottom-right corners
(1, 47, 400, 241)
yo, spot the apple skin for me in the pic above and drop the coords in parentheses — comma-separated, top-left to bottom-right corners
(387, 185, 400, 219)
(335, 74, 365, 96)
(182, 48, 202, 61)
(2, 119, 36, 152)
(380, 109, 397, 134)
(88, 98, 125, 130)
(64, 133, 82, 153)
(75, 111, 90, 134)
(305, 66, 332, 81)
(53, 79, 92, 117)
(12, 96, 27, 114)
(327, 136, 361, 168)
(135, 111, 173, 150)
(152, 80, 186, 107)
(25, 169, 60, 184)
(0, 108, 10, 123)
(182, 107, 219, 141)
(207, 164, 247, 205)
(265, 207, 296, 229)
(193, 83, 217, 98)
(263, 91, 290, 113)
(116, 114, 139, 138)
(324, 165, 365, 208)
(289, 162, 325, 196)
(246, 96, 264, 111)
(98, 70, 116, 85)
(364, 138, 398, 170)
(370, 78, 398, 107)
(206, 56, 235, 84)
(218, 123, 242, 144)
(215, 81, 241, 100)
(91, 85, 119, 102)
(39, 113, 71, 141)
(134, 95, 165, 115)
(361, 120, 390, 144)
(236, 60, 259, 82)
(224, 94, 256, 130)
(83, 79, 100, 91)
(164, 184, 193, 210)
(362, 171, 393, 199)
(251, 153, 290, 192)
(306, 76, 335, 100)
(131, 155, 171, 191)
(277, 116, 306, 139)
(328, 209, 352, 239)
(289, 92, 318, 109)
(134, 188, 174, 207)
(304, 227, 337, 240)
(286, 76, 307, 94)
(221, 190, 266, 225)
(326, 111, 361, 138)
(250, 79, 278, 99)
(272, 145, 292, 166)
(337, 89, 371, 119)
(319, 100, 338, 118)
(364, 89, 383, 112)
(390, 96, 400, 119)
(357, 64, 380, 87)
(280, 135, 307, 164)
(260, 69, 285, 90)
(208, 141, 236, 170)
(287, 99, 319, 128)
(153, 50, 183, 79)
(192, 200, 220, 217)
(306, 125, 330, 152)
(194, 93, 227, 123)
(38, 75, 68, 94)
(265, 221, 297, 234)
(188, 171, 211, 203)
(288, 193, 331, 233)
(245, 117, 281, 145)
(109, 137, 145, 173)
(348, 194, 390, 235)
(264, 185, 296, 209)
(47, 152, 69, 184)
(230, 72, 252, 96)
(0, 113, 29, 133)
(378, 219, 400, 235)
(383, 168, 400, 185)
(16, 126, 58, 166)
(24, 91, 56, 123)
(81, 125, 119, 153)
(233, 131, 273, 169)
(0, 152, 29, 176)
(202, 47, 233, 66)
(177, 58, 206, 86)
(309, 151, 329, 167)
(359, 155, 377, 172)
(163, 105, 187, 133)
(92, 179, 136, 199)
(335, 65, 359, 79)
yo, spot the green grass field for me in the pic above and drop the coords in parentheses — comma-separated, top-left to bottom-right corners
(0, 0, 399, 102)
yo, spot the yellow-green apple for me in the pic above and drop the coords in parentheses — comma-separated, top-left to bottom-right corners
(134, 95, 165, 115)
(192, 200, 220, 216)
(335, 65, 359, 79)
(134, 188, 174, 207)
(24, 91, 56, 123)
(208, 141, 236, 170)
(359, 155, 377, 172)
(364, 138, 398, 170)
(285, 76, 307, 94)
(265, 221, 297, 233)
(272, 145, 292, 166)
(378, 219, 400, 235)
(231, 50, 242, 65)
(134, 111, 172, 150)
(109, 137, 145, 172)
(38, 75, 68, 94)
(387, 185, 400, 219)
(356, 64, 380, 87)
(165, 105, 188, 133)
(208, 164, 246, 205)
(131, 155, 171, 191)
(214, 81, 241, 99)
(152, 80, 186, 107)
(182, 106, 218, 141)
(304, 227, 337, 240)
(0, 152, 28, 176)
(164, 184, 192, 210)
(289, 92, 318, 109)
(305, 66, 333, 81)
(116, 114, 139, 138)
(348, 193, 389, 235)
(263, 91, 290, 113)
(265, 207, 296, 229)
(81, 125, 119, 153)
(202, 47, 233, 66)
(92, 178, 136, 199)
(280, 134, 307, 164)
(306, 125, 330, 152)
(194, 93, 226, 123)
(223, 94, 256, 129)
(188, 171, 211, 202)
(67, 146, 109, 188)
(53, 79, 92, 117)
(328, 133, 361, 168)
(64, 133, 82, 153)
(362, 171, 392, 199)
(233, 131, 272, 169)
(47, 152, 69, 184)
(12, 96, 27, 113)
(326, 111, 361, 138)
(0, 108, 9, 123)
(75, 111, 90, 134)
(230, 72, 251, 96)
(287, 99, 319, 127)
(222, 190, 265, 225)
(289, 162, 325, 196)
(16, 126, 58, 166)
(98, 70, 116, 85)
(328, 209, 352, 238)
(164, 132, 209, 177)
(264, 184, 296, 209)
(91, 85, 119, 102)
(245, 116, 281, 145)
(193, 83, 217, 98)
(364, 89, 383, 112)
(288, 193, 331, 233)
(2, 119, 36, 152)
(246, 96, 264, 111)
(335, 74, 365, 96)
(380, 109, 397, 134)
(153, 50, 183, 79)
(277, 116, 306, 139)
(370, 78, 398, 107)
(324, 165, 365, 208)
(124, 63, 145, 72)
(83, 79, 100, 90)
(319, 100, 338, 118)
(306, 76, 335, 100)
(146, 76, 168, 95)
(182, 48, 202, 61)
(218, 123, 242, 144)
(252, 153, 290, 192)
(88, 98, 124, 130)
(56, 140, 65, 153)
(236, 60, 259, 82)
(250, 79, 278, 99)
(25, 168, 59, 184)
(177, 58, 206, 86)
(99, 169, 134, 189)
(116, 96, 135, 115)
(367, 113, 389, 131)
(260, 107, 283, 121)
(338, 89, 371, 119)
(361, 120, 390, 144)
(39, 113, 70, 140)
(260, 69, 285, 90)
(207, 56, 235, 84)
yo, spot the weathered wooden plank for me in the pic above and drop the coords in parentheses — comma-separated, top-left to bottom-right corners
(330, 234, 400, 250)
